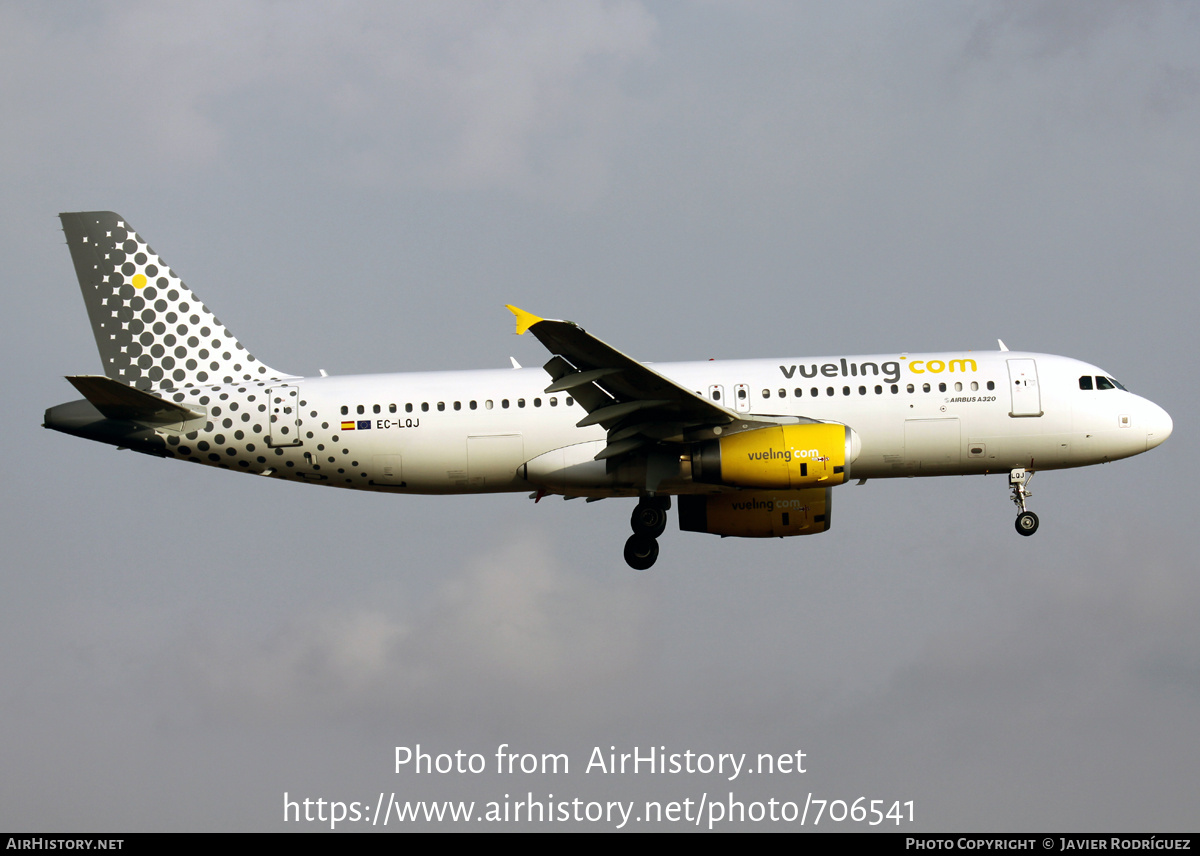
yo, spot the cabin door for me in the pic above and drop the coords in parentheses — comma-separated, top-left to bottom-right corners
(267, 385, 303, 447)
(1006, 359, 1043, 417)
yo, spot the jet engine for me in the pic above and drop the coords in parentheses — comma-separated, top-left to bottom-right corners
(678, 487, 832, 537)
(691, 423, 859, 489)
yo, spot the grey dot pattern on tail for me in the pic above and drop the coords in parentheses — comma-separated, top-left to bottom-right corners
(61, 212, 286, 391)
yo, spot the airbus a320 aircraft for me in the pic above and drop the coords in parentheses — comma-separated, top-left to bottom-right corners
(46, 212, 1172, 568)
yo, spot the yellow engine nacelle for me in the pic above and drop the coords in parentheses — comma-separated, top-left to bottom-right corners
(692, 423, 858, 489)
(678, 488, 833, 538)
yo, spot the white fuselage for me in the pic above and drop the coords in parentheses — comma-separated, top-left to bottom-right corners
(155, 349, 1171, 496)
(50, 212, 1173, 563)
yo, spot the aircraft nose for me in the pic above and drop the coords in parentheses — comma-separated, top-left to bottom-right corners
(1144, 400, 1172, 450)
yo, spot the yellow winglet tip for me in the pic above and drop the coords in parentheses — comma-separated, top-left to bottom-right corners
(505, 304, 543, 335)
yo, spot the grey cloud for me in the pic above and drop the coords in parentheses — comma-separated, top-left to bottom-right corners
(1, 1, 658, 202)
(168, 535, 651, 727)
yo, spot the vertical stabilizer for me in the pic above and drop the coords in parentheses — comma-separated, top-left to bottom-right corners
(59, 211, 289, 390)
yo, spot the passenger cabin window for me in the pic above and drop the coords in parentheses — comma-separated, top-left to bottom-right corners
(356, 405, 365, 414)
(421, 402, 429, 412)
(437, 402, 445, 411)
(373, 404, 381, 414)
(406, 403, 413, 412)
(795, 388, 803, 397)
(938, 383, 947, 392)
(340, 405, 348, 415)
(762, 389, 771, 398)
(987, 381, 995, 391)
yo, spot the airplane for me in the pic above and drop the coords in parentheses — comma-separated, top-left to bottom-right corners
(45, 211, 1173, 569)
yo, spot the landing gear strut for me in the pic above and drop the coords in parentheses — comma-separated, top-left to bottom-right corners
(625, 496, 671, 569)
(1009, 468, 1039, 536)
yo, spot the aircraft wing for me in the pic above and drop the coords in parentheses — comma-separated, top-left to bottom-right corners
(507, 306, 737, 461)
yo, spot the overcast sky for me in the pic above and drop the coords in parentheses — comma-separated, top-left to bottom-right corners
(2, 1, 1197, 831)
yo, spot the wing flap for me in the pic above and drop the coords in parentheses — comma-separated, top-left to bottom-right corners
(542, 356, 612, 413)
(576, 399, 673, 429)
(544, 366, 623, 393)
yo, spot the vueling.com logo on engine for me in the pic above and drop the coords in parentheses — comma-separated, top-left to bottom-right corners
(731, 496, 811, 512)
(746, 447, 823, 463)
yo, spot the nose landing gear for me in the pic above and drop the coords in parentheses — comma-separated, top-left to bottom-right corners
(625, 495, 671, 569)
(1009, 468, 1039, 536)
(1015, 511, 1039, 535)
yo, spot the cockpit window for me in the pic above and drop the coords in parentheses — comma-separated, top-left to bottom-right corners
(1079, 376, 1093, 390)
(1095, 376, 1115, 390)
(1108, 376, 1127, 391)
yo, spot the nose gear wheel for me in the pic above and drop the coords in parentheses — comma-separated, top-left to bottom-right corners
(1009, 468, 1039, 536)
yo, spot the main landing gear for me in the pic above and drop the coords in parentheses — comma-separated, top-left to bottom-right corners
(625, 495, 670, 570)
(1009, 468, 1039, 536)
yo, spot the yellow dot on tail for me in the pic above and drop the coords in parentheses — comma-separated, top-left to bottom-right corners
(132, 274, 147, 289)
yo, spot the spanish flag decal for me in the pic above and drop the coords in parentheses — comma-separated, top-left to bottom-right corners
(341, 421, 355, 430)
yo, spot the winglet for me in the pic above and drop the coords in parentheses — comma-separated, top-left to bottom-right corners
(998, 339, 1009, 352)
(506, 305, 543, 336)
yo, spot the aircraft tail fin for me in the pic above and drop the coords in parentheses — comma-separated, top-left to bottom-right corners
(59, 211, 289, 391)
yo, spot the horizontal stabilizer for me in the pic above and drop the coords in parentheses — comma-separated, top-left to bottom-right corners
(65, 375, 204, 425)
